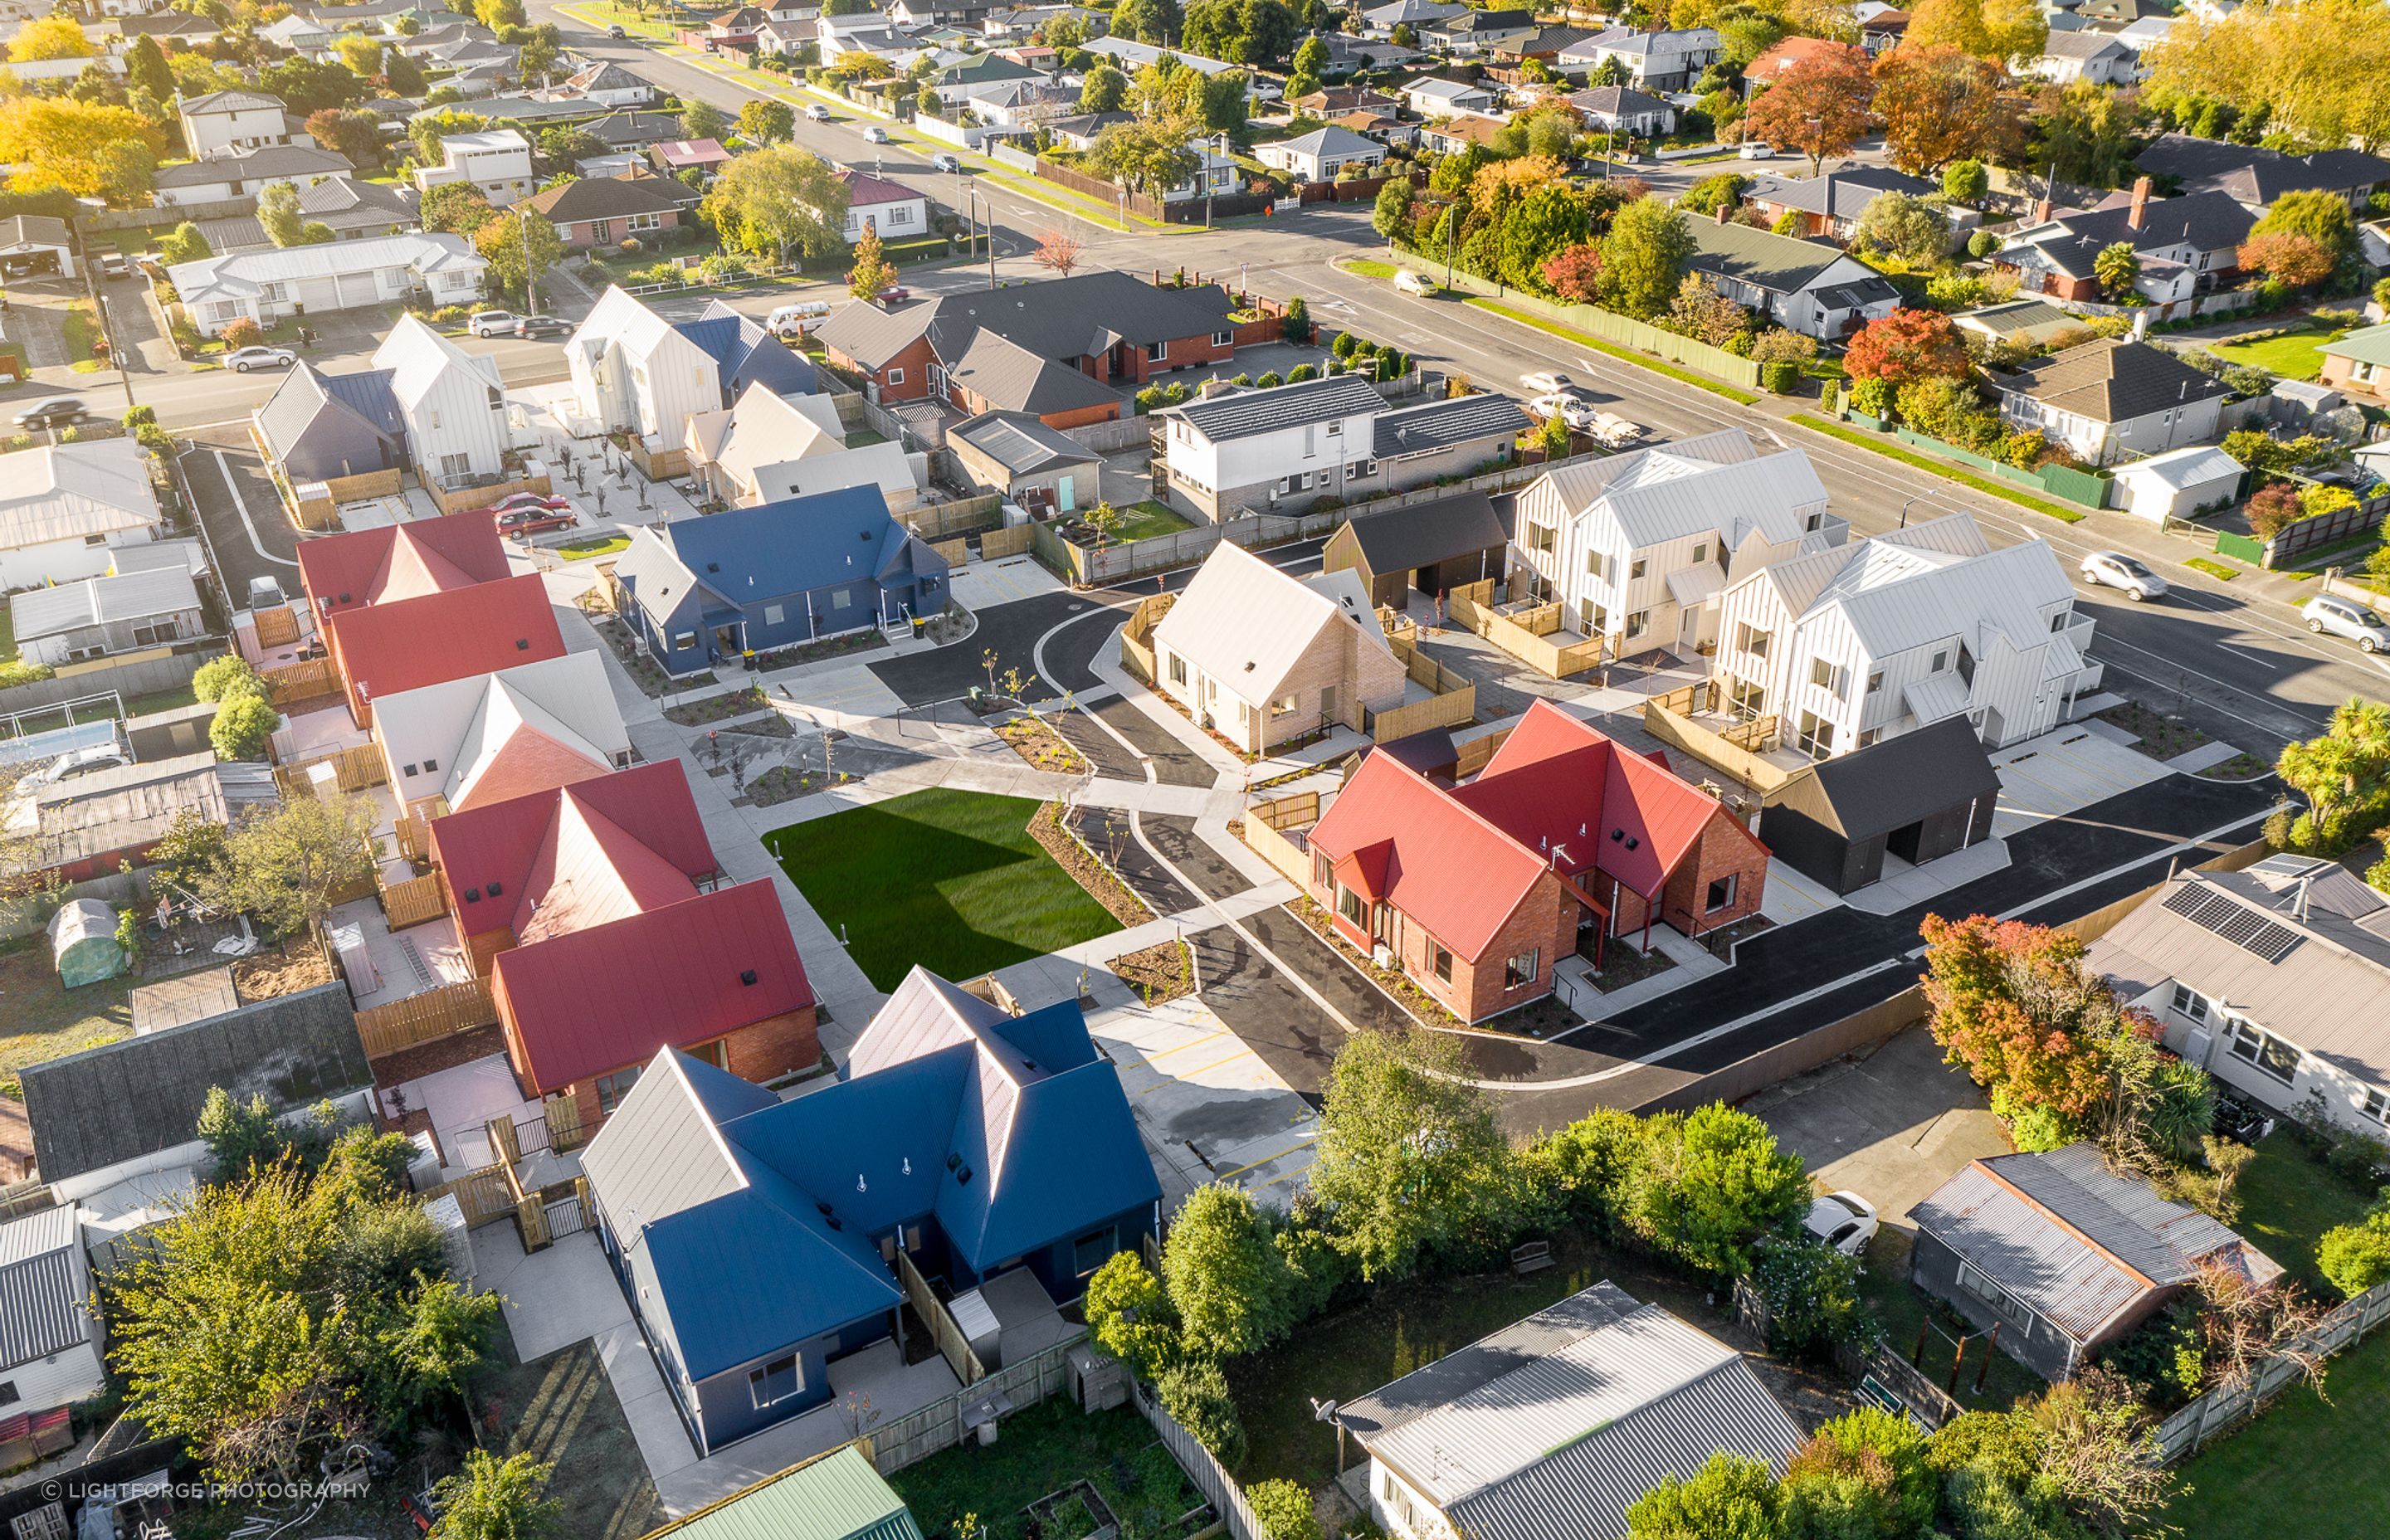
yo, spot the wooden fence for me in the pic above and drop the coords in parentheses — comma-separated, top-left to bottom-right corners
(252, 606, 300, 648)
(1641, 682, 1795, 795)
(1240, 791, 1319, 887)
(354, 977, 498, 1060)
(1368, 688, 1475, 743)
(2150, 1279, 2390, 1463)
(1135, 1380, 1265, 1540)
(980, 523, 1036, 559)
(273, 741, 386, 796)
(427, 470, 553, 518)
(2246, 489, 2389, 569)
(1734, 1278, 1963, 1427)
(421, 1163, 515, 1226)
(261, 656, 342, 709)
(866, 1330, 1085, 1474)
(379, 870, 447, 929)
(1454, 726, 1514, 779)
(895, 1246, 986, 1386)
(1446, 579, 1604, 679)
(926, 535, 970, 568)
(396, 811, 432, 864)
(906, 493, 1005, 541)
(1119, 592, 1176, 685)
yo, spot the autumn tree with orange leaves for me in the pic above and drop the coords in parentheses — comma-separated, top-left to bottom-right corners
(1920, 914, 2149, 1143)
(1742, 43, 1874, 175)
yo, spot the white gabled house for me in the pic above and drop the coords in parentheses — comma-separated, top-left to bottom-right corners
(1398, 76, 1496, 118)
(371, 313, 509, 484)
(0, 440, 163, 590)
(1710, 511, 2100, 758)
(169, 233, 486, 337)
(684, 382, 922, 512)
(1509, 429, 1845, 661)
(832, 168, 931, 244)
(411, 128, 535, 207)
(369, 650, 632, 817)
(1685, 212, 1900, 339)
(176, 88, 290, 159)
(564, 285, 723, 441)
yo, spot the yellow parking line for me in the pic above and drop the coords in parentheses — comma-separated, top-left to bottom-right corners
(1137, 1049, 1252, 1090)
(1217, 1140, 1314, 1183)
(1139, 1026, 1232, 1063)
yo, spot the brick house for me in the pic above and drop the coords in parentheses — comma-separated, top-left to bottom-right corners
(519, 173, 682, 250)
(1300, 701, 1768, 1021)
(812, 270, 1249, 427)
(427, 760, 817, 1129)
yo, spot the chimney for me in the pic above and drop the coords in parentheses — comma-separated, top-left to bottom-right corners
(2128, 174, 2152, 231)
(2034, 197, 2053, 224)
(1714, 203, 1729, 224)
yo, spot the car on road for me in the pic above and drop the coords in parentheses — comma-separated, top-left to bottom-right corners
(1518, 369, 1573, 395)
(2079, 550, 2168, 602)
(495, 506, 574, 538)
(806, 103, 832, 120)
(247, 575, 286, 611)
(466, 309, 518, 338)
(766, 300, 833, 337)
(1393, 269, 1439, 296)
(1738, 141, 1775, 158)
(1528, 392, 1597, 429)
(13, 397, 83, 430)
(2302, 594, 2390, 652)
(511, 314, 568, 339)
(861, 124, 890, 143)
(607, 21, 626, 34)
(1802, 1191, 1879, 1256)
(224, 344, 297, 373)
(931, 152, 963, 173)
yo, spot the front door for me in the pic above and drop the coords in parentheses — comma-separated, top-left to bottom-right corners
(713, 622, 743, 659)
(1056, 474, 1076, 513)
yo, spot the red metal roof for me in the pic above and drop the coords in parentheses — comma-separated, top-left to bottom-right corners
(326, 573, 565, 711)
(492, 878, 815, 1093)
(296, 513, 512, 616)
(1309, 702, 1759, 960)
(451, 724, 612, 811)
(430, 759, 718, 926)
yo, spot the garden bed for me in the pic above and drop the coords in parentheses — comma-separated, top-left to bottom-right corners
(996, 713, 1091, 775)
(665, 685, 768, 726)
(1583, 936, 1678, 992)
(755, 630, 890, 670)
(2097, 699, 2211, 762)
(1109, 938, 1194, 1005)
(890, 1398, 1211, 1540)
(583, 609, 675, 697)
(1286, 896, 1579, 1038)
(1029, 801, 1154, 928)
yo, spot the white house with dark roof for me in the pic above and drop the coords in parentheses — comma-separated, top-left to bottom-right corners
(1337, 1282, 1802, 1540)
(1399, 76, 1497, 118)
(174, 88, 289, 158)
(1253, 124, 1385, 182)
(2022, 28, 2137, 83)
(1564, 85, 1674, 136)
(171, 233, 486, 337)
(1362, 0, 1461, 36)
(153, 144, 352, 207)
(1157, 373, 1529, 522)
(1558, 26, 1719, 88)
(0, 1206, 105, 1418)
(2134, 132, 2390, 213)
(563, 60, 656, 105)
(0, 439, 163, 589)
(1710, 511, 2098, 756)
(1744, 163, 1938, 245)
(1992, 338, 2229, 465)
(1510, 428, 1844, 661)
(1685, 215, 1900, 339)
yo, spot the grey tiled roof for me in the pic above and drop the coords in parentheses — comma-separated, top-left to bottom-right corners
(1176, 373, 1385, 442)
(1373, 392, 1529, 458)
(1998, 339, 2229, 424)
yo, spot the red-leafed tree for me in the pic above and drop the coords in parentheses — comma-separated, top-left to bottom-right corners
(1871, 44, 2026, 173)
(1540, 241, 1604, 302)
(2238, 231, 2335, 288)
(1031, 227, 1085, 277)
(1742, 43, 1874, 174)
(1919, 914, 2115, 1123)
(1843, 306, 1970, 384)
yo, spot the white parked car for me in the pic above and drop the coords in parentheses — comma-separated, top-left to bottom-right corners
(1519, 369, 1573, 394)
(861, 124, 890, 144)
(466, 309, 518, 338)
(2079, 550, 2168, 602)
(1589, 411, 1644, 449)
(805, 103, 832, 120)
(1393, 268, 1438, 296)
(766, 300, 833, 338)
(224, 345, 296, 373)
(2303, 594, 2390, 652)
(1529, 392, 1597, 429)
(1802, 1191, 1879, 1256)
(1738, 140, 1775, 159)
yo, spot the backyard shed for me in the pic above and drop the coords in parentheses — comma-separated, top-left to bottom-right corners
(47, 899, 125, 988)
(1759, 717, 2001, 894)
(945, 410, 1100, 513)
(1321, 489, 1510, 611)
(2109, 443, 2244, 524)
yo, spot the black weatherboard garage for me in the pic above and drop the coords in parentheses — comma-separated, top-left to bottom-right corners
(1320, 490, 1509, 612)
(1760, 718, 2002, 894)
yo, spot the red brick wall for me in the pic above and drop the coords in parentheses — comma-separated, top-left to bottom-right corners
(829, 333, 936, 402)
(1039, 399, 1123, 429)
(1656, 810, 1770, 938)
(1119, 330, 1235, 384)
(530, 1007, 819, 1131)
(559, 208, 683, 250)
(1307, 857, 1575, 1023)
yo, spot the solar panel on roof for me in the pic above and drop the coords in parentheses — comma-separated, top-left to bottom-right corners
(2161, 884, 2302, 964)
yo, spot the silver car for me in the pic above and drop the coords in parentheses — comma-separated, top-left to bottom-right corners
(2079, 550, 2168, 602)
(2303, 595, 2390, 652)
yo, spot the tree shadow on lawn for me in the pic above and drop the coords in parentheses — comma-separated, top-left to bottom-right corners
(763, 790, 1122, 989)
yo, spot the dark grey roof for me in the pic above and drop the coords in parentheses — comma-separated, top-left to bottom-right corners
(154, 144, 353, 188)
(1565, 85, 1671, 118)
(1686, 218, 1884, 298)
(814, 297, 937, 370)
(1998, 339, 2228, 423)
(0, 1206, 90, 1372)
(1177, 373, 1385, 442)
(1046, 110, 1133, 140)
(1436, 7, 1529, 31)
(949, 410, 1100, 475)
(947, 331, 1118, 415)
(2018, 190, 2254, 275)
(2137, 132, 2390, 207)
(1749, 164, 1932, 221)
(2041, 27, 2129, 57)
(21, 982, 370, 1183)
(255, 363, 405, 474)
(1373, 392, 1529, 459)
(1342, 489, 1506, 573)
(0, 215, 71, 250)
(588, 110, 685, 148)
(1773, 717, 1998, 841)
(924, 271, 1238, 365)
(524, 173, 684, 222)
(1363, 726, 1458, 777)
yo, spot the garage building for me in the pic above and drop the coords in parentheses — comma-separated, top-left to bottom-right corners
(0, 217, 74, 280)
(1319, 488, 1508, 612)
(2109, 443, 2244, 524)
(1759, 717, 2002, 895)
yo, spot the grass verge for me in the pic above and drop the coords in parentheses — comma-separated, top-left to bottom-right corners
(1464, 297, 1764, 405)
(557, 534, 632, 560)
(764, 788, 1123, 989)
(890, 1397, 1208, 1540)
(1788, 414, 2090, 524)
(2184, 558, 2239, 581)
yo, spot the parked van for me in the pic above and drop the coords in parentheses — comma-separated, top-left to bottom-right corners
(766, 300, 833, 338)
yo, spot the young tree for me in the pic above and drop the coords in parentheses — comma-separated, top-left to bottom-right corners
(846, 222, 898, 302)
(1161, 1183, 1293, 1357)
(1942, 156, 1990, 204)
(1919, 914, 2117, 1130)
(698, 144, 849, 267)
(211, 694, 279, 761)
(734, 98, 795, 145)
(125, 33, 173, 100)
(1626, 1453, 1783, 1540)
(1843, 306, 1969, 383)
(1030, 227, 1084, 275)
(1084, 1251, 1180, 1379)
(1310, 1029, 1510, 1280)
(1679, 170, 1750, 216)
(1089, 115, 1202, 197)
(218, 318, 264, 352)
(2092, 240, 2140, 298)
(678, 98, 729, 141)
(306, 106, 385, 167)
(1618, 1104, 1809, 1277)
(1597, 197, 1694, 319)
(1079, 61, 1129, 111)
(1370, 175, 1412, 242)
(1542, 241, 1604, 302)
(258, 181, 306, 248)
(432, 1452, 561, 1540)
(156, 221, 211, 266)
(8, 16, 90, 61)
(1851, 190, 1952, 269)
(474, 210, 563, 307)
(1741, 43, 1873, 173)
(201, 794, 379, 945)
(1246, 1481, 1320, 1540)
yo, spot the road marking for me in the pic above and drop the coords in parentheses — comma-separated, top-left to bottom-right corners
(204, 448, 300, 569)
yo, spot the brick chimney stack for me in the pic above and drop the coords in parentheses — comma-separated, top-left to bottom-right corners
(2128, 174, 2153, 231)
(1715, 202, 1729, 224)
(2034, 197, 2053, 224)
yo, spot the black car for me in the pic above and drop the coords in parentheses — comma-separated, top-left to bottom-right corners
(512, 314, 569, 339)
(13, 397, 84, 430)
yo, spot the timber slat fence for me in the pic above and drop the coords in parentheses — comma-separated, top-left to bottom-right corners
(354, 977, 498, 1059)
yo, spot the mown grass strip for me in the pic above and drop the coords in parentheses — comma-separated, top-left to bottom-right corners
(1787, 412, 2090, 524)
(2184, 557, 2239, 581)
(1461, 297, 1764, 406)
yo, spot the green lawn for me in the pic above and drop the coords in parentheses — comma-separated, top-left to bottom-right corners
(124, 681, 201, 715)
(2164, 1314, 2390, 1539)
(889, 1396, 1206, 1540)
(763, 789, 1121, 990)
(1464, 296, 1766, 406)
(2209, 327, 2342, 381)
(1344, 257, 1402, 279)
(1788, 413, 2090, 524)
(1109, 500, 1193, 543)
(2233, 1129, 2374, 1290)
(557, 534, 632, 560)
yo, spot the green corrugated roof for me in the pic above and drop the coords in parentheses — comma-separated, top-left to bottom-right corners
(2322, 323, 2390, 368)
(652, 1446, 924, 1540)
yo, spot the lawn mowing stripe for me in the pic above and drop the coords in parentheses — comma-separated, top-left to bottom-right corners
(1787, 412, 2090, 524)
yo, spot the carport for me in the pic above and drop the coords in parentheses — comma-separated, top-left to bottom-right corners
(0, 215, 75, 280)
(1760, 719, 2002, 895)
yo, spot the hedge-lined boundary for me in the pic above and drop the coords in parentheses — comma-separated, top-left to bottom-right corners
(1461, 297, 1765, 406)
(1788, 413, 2090, 524)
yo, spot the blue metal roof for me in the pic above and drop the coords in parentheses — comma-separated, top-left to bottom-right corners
(675, 307, 819, 399)
(321, 368, 406, 438)
(656, 485, 931, 603)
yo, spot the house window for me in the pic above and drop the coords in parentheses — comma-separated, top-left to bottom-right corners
(84, 534, 108, 547)
(1072, 1226, 1117, 1276)
(591, 218, 613, 244)
(1736, 622, 1770, 659)
(595, 1065, 642, 1114)
(1955, 642, 1976, 686)
(1314, 851, 1333, 889)
(1325, 420, 1342, 436)
(1211, 329, 1232, 346)
(1339, 886, 1366, 925)
(1346, 458, 1378, 479)
(1805, 512, 1824, 532)
(1690, 542, 1708, 563)
(2363, 1087, 2390, 1126)
(1706, 873, 1737, 912)
(1586, 550, 1607, 578)
(689, 1039, 729, 1070)
(1857, 728, 1881, 748)
(1168, 653, 1187, 685)
(1797, 710, 1834, 759)
(832, 590, 851, 610)
(747, 1353, 802, 1408)
(1629, 557, 1647, 579)
(1504, 948, 1539, 989)
(2170, 984, 2208, 1023)
(1624, 611, 1648, 638)
(885, 367, 905, 385)
(1146, 340, 1168, 363)
(2049, 611, 2068, 633)
(1810, 657, 1841, 696)
(763, 602, 784, 625)
(2228, 1019, 2300, 1084)
(0, 1384, 16, 1409)
(131, 619, 178, 647)
(1431, 944, 1452, 982)
(1271, 694, 1298, 716)
(1728, 677, 1765, 718)
(1866, 669, 1883, 694)
(1527, 523, 1554, 553)
(1931, 647, 1950, 672)
(1281, 472, 1310, 495)
(1958, 1261, 2027, 1323)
